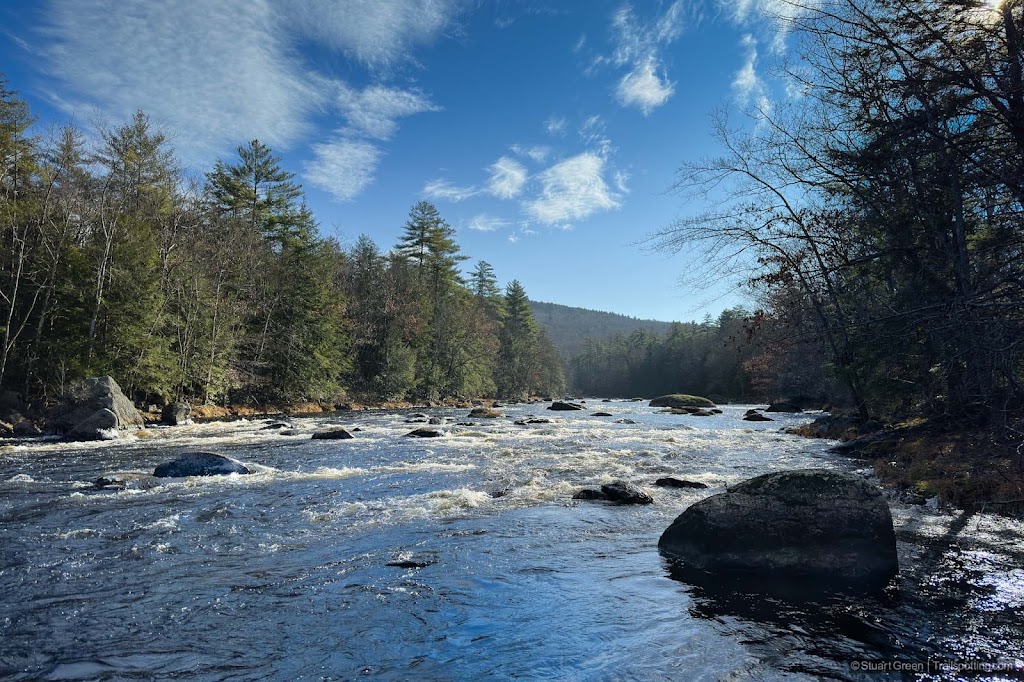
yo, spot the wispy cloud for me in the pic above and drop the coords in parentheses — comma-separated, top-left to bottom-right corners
(616, 57, 673, 114)
(487, 156, 528, 199)
(732, 34, 762, 106)
(336, 84, 440, 140)
(725, 0, 820, 50)
(423, 178, 480, 202)
(40, 0, 456, 200)
(467, 214, 511, 232)
(607, 1, 686, 115)
(306, 138, 381, 201)
(545, 116, 568, 136)
(579, 115, 613, 157)
(524, 152, 621, 225)
(510, 144, 551, 163)
(286, 0, 462, 67)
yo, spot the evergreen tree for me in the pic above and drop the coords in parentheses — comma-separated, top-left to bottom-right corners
(497, 279, 539, 399)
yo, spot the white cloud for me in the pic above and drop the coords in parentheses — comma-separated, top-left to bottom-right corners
(43, 0, 318, 164)
(487, 156, 528, 199)
(286, 0, 462, 66)
(579, 115, 613, 157)
(733, 34, 761, 106)
(614, 169, 631, 194)
(615, 57, 674, 115)
(510, 144, 551, 163)
(336, 84, 439, 140)
(305, 138, 381, 201)
(545, 116, 568, 136)
(41, 0, 456, 200)
(422, 178, 480, 202)
(467, 214, 511, 232)
(524, 152, 621, 225)
(725, 0, 821, 50)
(605, 1, 685, 114)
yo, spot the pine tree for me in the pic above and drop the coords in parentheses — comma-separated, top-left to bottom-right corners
(497, 279, 539, 399)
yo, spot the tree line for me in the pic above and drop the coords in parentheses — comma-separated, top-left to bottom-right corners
(651, 0, 1024, 424)
(0, 81, 563, 407)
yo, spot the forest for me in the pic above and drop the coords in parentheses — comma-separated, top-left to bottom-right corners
(0, 89, 566, 407)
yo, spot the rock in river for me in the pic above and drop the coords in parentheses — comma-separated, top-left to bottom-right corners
(406, 428, 444, 438)
(312, 428, 354, 440)
(658, 469, 898, 592)
(153, 452, 252, 478)
(161, 401, 192, 425)
(655, 477, 709, 489)
(48, 376, 143, 441)
(574, 480, 653, 505)
(548, 401, 584, 411)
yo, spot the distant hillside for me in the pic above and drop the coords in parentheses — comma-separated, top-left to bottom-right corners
(529, 301, 676, 358)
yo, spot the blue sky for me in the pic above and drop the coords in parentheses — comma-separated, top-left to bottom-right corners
(0, 0, 796, 322)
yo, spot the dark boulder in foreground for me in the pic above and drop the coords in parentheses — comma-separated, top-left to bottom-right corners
(49, 376, 143, 441)
(406, 428, 444, 438)
(655, 477, 709, 489)
(574, 481, 653, 505)
(548, 401, 584, 411)
(153, 452, 252, 478)
(161, 401, 192, 425)
(312, 428, 354, 440)
(649, 394, 716, 409)
(658, 469, 897, 593)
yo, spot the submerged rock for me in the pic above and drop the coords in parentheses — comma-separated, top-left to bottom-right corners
(548, 401, 584, 411)
(260, 422, 291, 430)
(572, 489, 608, 501)
(92, 472, 160, 491)
(591, 412, 613, 417)
(406, 428, 444, 438)
(655, 477, 709, 489)
(153, 452, 252, 478)
(743, 412, 774, 422)
(658, 469, 897, 593)
(514, 418, 551, 425)
(614, 418, 637, 424)
(311, 428, 354, 440)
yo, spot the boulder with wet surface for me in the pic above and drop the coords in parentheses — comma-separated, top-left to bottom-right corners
(153, 452, 252, 478)
(573, 480, 654, 505)
(658, 469, 898, 594)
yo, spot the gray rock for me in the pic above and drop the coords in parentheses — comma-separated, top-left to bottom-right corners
(311, 428, 354, 440)
(655, 477, 709, 489)
(406, 428, 444, 438)
(161, 401, 191, 425)
(91, 472, 160, 491)
(548, 401, 584, 411)
(658, 469, 897, 592)
(49, 376, 143, 440)
(153, 452, 251, 478)
(614, 418, 637, 424)
(743, 412, 774, 422)
(572, 489, 608, 501)
(12, 420, 41, 436)
(514, 418, 551, 425)
(69, 408, 119, 441)
(601, 481, 654, 504)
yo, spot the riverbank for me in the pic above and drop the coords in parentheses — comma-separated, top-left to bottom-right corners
(790, 414, 1024, 517)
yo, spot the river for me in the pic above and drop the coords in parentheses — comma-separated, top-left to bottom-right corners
(1, 402, 1022, 680)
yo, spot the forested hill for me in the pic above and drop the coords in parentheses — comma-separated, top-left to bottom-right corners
(528, 301, 675, 358)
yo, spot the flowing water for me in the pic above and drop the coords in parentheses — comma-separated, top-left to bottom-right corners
(1, 402, 1022, 680)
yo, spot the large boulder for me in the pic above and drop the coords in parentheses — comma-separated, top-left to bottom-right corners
(765, 401, 802, 413)
(649, 394, 716, 409)
(468, 407, 503, 418)
(161, 401, 192, 426)
(49, 376, 143, 440)
(658, 469, 897, 593)
(153, 452, 251, 478)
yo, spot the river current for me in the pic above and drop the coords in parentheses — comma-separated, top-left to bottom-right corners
(1, 402, 1022, 680)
